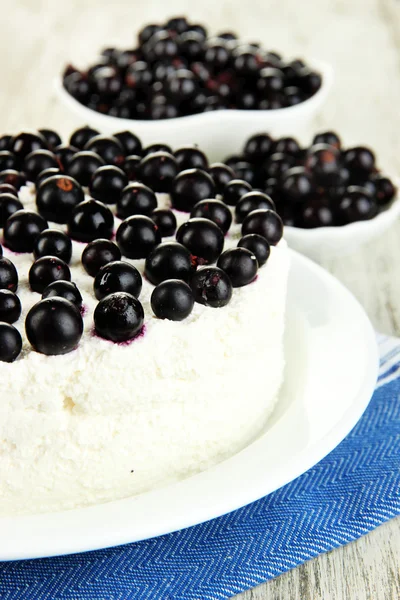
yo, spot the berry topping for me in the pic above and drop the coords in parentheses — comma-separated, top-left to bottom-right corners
(0, 183, 18, 197)
(0, 170, 27, 190)
(238, 233, 270, 266)
(0, 257, 18, 292)
(174, 146, 208, 171)
(235, 191, 276, 223)
(244, 133, 274, 163)
(241, 209, 284, 245)
(0, 193, 23, 227)
(116, 215, 161, 259)
(0, 151, 18, 171)
(23, 150, 60, 182)
(84, 135, 125, 166)
(26, 297, 83, 356)
(116, 182, 157, 218)
(176, 217, 224, 263)
(66, 151, 106, 187)
(190, 266, 232, 307)
(343, 147, 375, 177)
(305, 144, 341, 186)
(9, 131, 48, 161)
(337, 187, 378, 225)
(312, 131, 341, 150)
(217, 247, 258, 287)
(29, 256, 71, 294)
(190, 199, 232, 233)
(94, 292, 144, 343)
(114, 131, 142, 156)
(94, 260, 142, 300)
(4, 210, 48, 253)
(42, 280, 83, 307)
(145, 241, 194, 285)
(151, 279, 194, 321)
(0, 322, 22, 362)
(151, 208, 177, 237)
(36, 167, 62, 188)
(82, 239, 121, 277)
(299, 197, 335, 228)
(222, 179, 252, 207)
(139, 151, 179, 193)
(68, 199, 114, 242)
(171, 168, 216, 212)
(36, 175, 84, 223)
(54, 144, 79, 170)
(33, 229, 73, 263)
(122, 155, 141, 181)
(38, 129, 62, 149)
(0, 290, 21, 323)
(89, 165, 128, 204)
(208, 163, 235, 194)
(280, 167, 314, 203)
(70, 126, 100, 150)
(374, 175, 396, 207)
(0, 135, 11, 151)
(143, 143, 172, 156)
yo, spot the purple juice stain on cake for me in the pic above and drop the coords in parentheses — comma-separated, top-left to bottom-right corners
(91, 324, 146, 344)
(80, 303, 88, 317)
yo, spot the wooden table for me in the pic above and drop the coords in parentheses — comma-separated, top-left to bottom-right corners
(2, 0, 400, 597)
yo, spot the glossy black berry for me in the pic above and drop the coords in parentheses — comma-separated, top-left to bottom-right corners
(281, 167, 314, 203)
(343, 147, 375, 177)
(166, 16, 189, 33)
(374, 175, 396, 207)
(4, 210, 48, 252)
(82, 239, 121, 277)
(29, 256, 71, 293)
(23, 150, 59, 182)
(139, 152, 179, 193)
(337, 186, 378, 225)
(190, 266, 232, 307)
(271, 137, 301, 156)
(114, 131, 142, 156)
(89, 165, 128, 205)
(298, 197, 335, 228)
(138, 23, 163, 45)
(42, 280, 82, 307)
(33, 229, 72, 264)
(222, 179, 252, 207)
(9, 131, 48, 161)
(26, 297, 83, 355)
(84, 135, 125, 166)
(0, 135, 11, 151)
(143, 143, 172, 156)
(145, 242, 194, 286)
(190, 199, 232, 233)
(0, 290, 21, 323)
(242, 209, 283, 245)
(151, 279, 194, 321)
(217, 247, 258, 287)
(144, 31, 179, 62)
(116, 182, 157, 218)
(174, 146, 208, 171)
(305, 144, 341, 186)
(0, 257, 18, 292)
(238, 233, 270, 266)
(66, 151, 105, 187)
(94, 292, 144, 343)
(244, 134, 274, 164)
(54, 144, 79, 169)
(0, 322, 22, 362)
(0, 183, 18, 197)
(0, 170, 27, 190)
(176, 218, 224, 264)
(123, 155, 142, 181)
(37, 175, 84, 223)
(235, 191, 276, 224)
(208, 163, 235, 194)
(0, 151, 18, 172)
(116, 215, 161, 259)
(93, 260, 142, 301)
(36, 167, 61, 188)
(68, 199, 114, 242)
(312, 131, 341, 150)
(151, 208, 177, 237)
(263, 152, 295, 180)
(171, 169, 216, 212)
(39, 129, 62, 149)
(0, 193, 23, 227)
(70, 126, 99, 150)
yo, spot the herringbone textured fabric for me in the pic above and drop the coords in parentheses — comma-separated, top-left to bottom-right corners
(1, 336, 399, 600)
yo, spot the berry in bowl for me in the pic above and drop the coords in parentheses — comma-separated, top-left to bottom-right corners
(222, 131, 399, 261)
(56, 16, 333, 160)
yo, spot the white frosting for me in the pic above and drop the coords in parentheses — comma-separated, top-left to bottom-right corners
(0, 185, 289, 516)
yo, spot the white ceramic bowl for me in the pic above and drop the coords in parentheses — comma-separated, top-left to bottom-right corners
(284, 185, 400, 261)
(55, 59, 333, 162)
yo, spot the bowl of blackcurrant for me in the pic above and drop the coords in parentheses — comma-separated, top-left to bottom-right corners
(222, 130, 399, 260)
(56, 16, 333, 161)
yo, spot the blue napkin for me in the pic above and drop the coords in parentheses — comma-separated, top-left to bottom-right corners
(1, 335, 399, 600)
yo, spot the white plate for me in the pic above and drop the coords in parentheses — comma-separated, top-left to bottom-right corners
(0, 250, 378, 561)
(55, 59, 333, 162)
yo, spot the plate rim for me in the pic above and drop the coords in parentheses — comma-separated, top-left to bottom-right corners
(0, 250, 378, 561)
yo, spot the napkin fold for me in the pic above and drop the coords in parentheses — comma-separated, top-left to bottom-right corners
(1, 335, 399, 600)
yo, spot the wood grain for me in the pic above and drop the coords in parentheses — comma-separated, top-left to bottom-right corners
(1, 0, 400, 597)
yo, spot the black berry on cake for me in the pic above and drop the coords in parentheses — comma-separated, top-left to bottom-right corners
(94, 292, 144, 342)
(151, 279, 194, 321)
(94, 261, 142, 300)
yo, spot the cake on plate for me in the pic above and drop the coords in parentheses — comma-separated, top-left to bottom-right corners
(0, 129, 289, 516)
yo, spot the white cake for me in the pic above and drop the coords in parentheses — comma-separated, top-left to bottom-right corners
(0, 185, 289, 516)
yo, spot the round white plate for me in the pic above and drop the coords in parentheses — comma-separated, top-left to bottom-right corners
(55, 59, 333, 162)
(0, 250, 378, 561)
